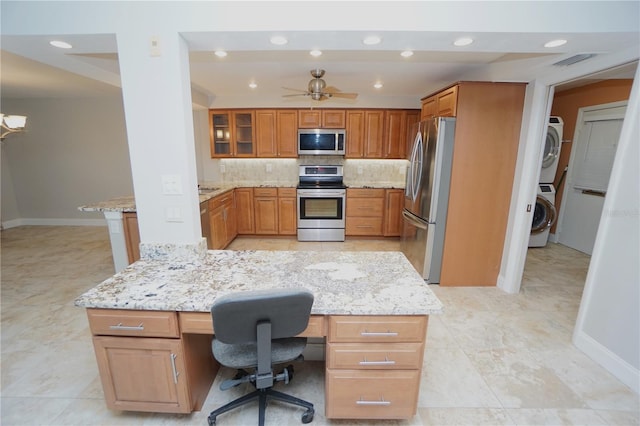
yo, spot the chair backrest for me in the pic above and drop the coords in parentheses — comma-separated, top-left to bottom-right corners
(211, 288, 314, 344)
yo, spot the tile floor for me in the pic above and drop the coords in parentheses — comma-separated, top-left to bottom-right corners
(1, 226, 638, 425)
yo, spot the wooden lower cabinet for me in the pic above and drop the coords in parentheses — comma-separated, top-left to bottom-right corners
(383, 189, 404, 237)
(346, 188, 385, 236)
(235, 188, 255, 234)
(88, 309, 217, 414)
(123, 212, 140, 263)
(278, 188, 297, 235)
(254, 188, 278, 234)
(208, 191, 236, 249)
(325, 315, 427, 420)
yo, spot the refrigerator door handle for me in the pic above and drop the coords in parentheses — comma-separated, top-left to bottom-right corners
(402, 210, 429, 230)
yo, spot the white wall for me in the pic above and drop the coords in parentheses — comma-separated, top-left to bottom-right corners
(573, 67, 640, 393)
(0, 97, 133, 227)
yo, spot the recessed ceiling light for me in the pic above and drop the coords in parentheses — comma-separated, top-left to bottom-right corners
(544, 39, 567, 48)
(363, 35, 382, 45)
(270, 35, 288, 45)
(214, 50, 227, 58)
(453, 37, 473, 47)
(50, 40, 72, 49)
(249, 82, 257, 89)
(310, 49, 322, 57)
(400, 50, 414, 58)
(374, 82, 383, 89)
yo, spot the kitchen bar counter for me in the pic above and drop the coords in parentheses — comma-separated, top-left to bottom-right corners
(75, 250, 442, 315)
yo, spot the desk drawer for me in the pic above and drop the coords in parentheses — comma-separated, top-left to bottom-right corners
(179, 312, 326, 337)
(327, 342, 423, 370)
(87, 309, 179, 338)
(328, 316, 427, 343)
(326, 369, 420, 419)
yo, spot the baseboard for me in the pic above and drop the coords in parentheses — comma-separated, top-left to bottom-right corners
(2, 218, 106, 229)
(548, 231, 560, 244)
(573, 329, 640, 394)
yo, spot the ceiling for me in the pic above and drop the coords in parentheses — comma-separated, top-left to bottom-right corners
(1, 18, 638, 106)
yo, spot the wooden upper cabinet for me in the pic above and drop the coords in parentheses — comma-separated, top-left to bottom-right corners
(345, 110, 365, 158)
(384, 110, 407, 159)
(364, 110, 385, 158)
(255, 110, 277, 157)
(276, 110, 298, 157)
(209, 110, 255, 158)
(322, 110, 346, 128)
(298, 109, 345, 128)
(421, 96, 437, 120)
(436, 86, 458, 117)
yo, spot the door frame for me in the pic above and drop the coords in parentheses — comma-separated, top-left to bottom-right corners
(554, 100, 628, 247)
(498, 47, 638, 295)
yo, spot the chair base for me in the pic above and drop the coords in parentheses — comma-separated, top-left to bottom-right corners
(207, 387, 314, 426)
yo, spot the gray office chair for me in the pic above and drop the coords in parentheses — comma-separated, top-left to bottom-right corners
(207, 288, 315, 426)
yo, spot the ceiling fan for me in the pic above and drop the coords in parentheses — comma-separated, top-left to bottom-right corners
(283, 69, 358, 101)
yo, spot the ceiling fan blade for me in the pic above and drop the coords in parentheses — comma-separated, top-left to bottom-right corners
(282, 93, 309, 98)
(329, 92, 358, 99)
(323, 86, 340, 93)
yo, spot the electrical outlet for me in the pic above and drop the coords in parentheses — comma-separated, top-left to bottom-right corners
(166, 207, 183, 222)
(399, 165, 406, 175)
(150, 36, 161, 57)
(220, 164, 226, 174)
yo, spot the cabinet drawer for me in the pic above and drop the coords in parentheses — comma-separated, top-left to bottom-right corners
(326, 369, 420, 419)
(253, 187, 278, 197)
(327, 342, 424, 370)
(208, 190, 234, 210)
(277, 187, 297, 197)
(87, 309, 179, 338)
(346, 198, 384, 217)
(328, 316, 427, 343)
(179, 312, 326, 337)
(347, 188, 385, 198)
(346, 217, 383, 236)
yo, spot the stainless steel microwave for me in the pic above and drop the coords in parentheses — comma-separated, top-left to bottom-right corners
(298, 128, 346, 155)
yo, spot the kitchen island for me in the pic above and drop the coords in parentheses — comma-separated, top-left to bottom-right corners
(75, 249, 443, 419)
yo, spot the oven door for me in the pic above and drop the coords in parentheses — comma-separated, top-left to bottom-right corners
(297, 189, 346, 228)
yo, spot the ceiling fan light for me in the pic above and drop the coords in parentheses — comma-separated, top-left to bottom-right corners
(3, 115, 27, 129)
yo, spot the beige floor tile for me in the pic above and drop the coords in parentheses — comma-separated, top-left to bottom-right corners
(419, 407, 514, 425)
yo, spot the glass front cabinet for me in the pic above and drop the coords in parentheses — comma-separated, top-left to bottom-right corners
(209, 110, 255, 157)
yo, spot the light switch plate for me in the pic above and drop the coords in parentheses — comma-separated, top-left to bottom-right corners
(161, 174, 182, 195)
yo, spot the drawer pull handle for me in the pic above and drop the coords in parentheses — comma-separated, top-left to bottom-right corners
(170, 353, 179, 384)
(359, 356, 395, 366)
(109, 322, 144, 331)
(356, 397, 391, 406)
(360, 330, 398, 337)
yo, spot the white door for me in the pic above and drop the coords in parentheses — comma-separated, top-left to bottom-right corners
(558, 102, 626, 255)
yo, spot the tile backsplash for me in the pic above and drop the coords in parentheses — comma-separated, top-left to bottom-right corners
(211, 158, 407, 188)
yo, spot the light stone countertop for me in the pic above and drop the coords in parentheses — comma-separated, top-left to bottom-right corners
(74, 250, 443, 316)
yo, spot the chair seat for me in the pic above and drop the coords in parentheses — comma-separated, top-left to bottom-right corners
(212, 337, 307, 369)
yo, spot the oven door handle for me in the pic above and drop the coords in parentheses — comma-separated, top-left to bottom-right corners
(297, 190, 345, 197)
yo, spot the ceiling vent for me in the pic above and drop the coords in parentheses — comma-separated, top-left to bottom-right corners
(553, 54, 596, 66)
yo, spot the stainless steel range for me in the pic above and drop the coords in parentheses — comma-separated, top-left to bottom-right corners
(297, 165, 346, 242)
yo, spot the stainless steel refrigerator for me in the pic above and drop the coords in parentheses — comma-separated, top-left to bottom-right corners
(400, 117, 456, 283)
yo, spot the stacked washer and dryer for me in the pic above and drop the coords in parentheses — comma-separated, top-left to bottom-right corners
(529, 116, 563, 247)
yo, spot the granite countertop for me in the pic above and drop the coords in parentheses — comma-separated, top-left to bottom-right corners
(75, 250, 443, 316)
(78, 182, 405, 213)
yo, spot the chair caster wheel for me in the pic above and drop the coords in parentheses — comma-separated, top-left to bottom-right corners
(302, 408, 314, 424)
(207, 415, 216, 426)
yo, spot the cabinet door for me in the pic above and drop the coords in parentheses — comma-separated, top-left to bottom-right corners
(364, 110, 385, 158)
(276, 110, 298, 157)
(345, 110, 365, 158)
(209, 206, 227, 249)
(255, 110, 277, 157)
(421, 96, 436, 120)
(209, 111, 232, 157)
(384, 189, 404, 236)
(384, 110, 406, 159)
(235, 188, 255, 234)
(298, 110, 321, 128)
(224, 199, 237, 247)
(405, 110, 421, 157)
(323, 110, 346, 128)
(92, 336, 191, 413)
(278, 196, 297, 235)
(254, 197, 278, 234)
(123, 212, 140, 264)
(436, 86, 458, 117)
(233, 111, 255, 157)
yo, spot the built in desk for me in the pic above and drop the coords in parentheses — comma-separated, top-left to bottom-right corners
(75, 250, 443, 420)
